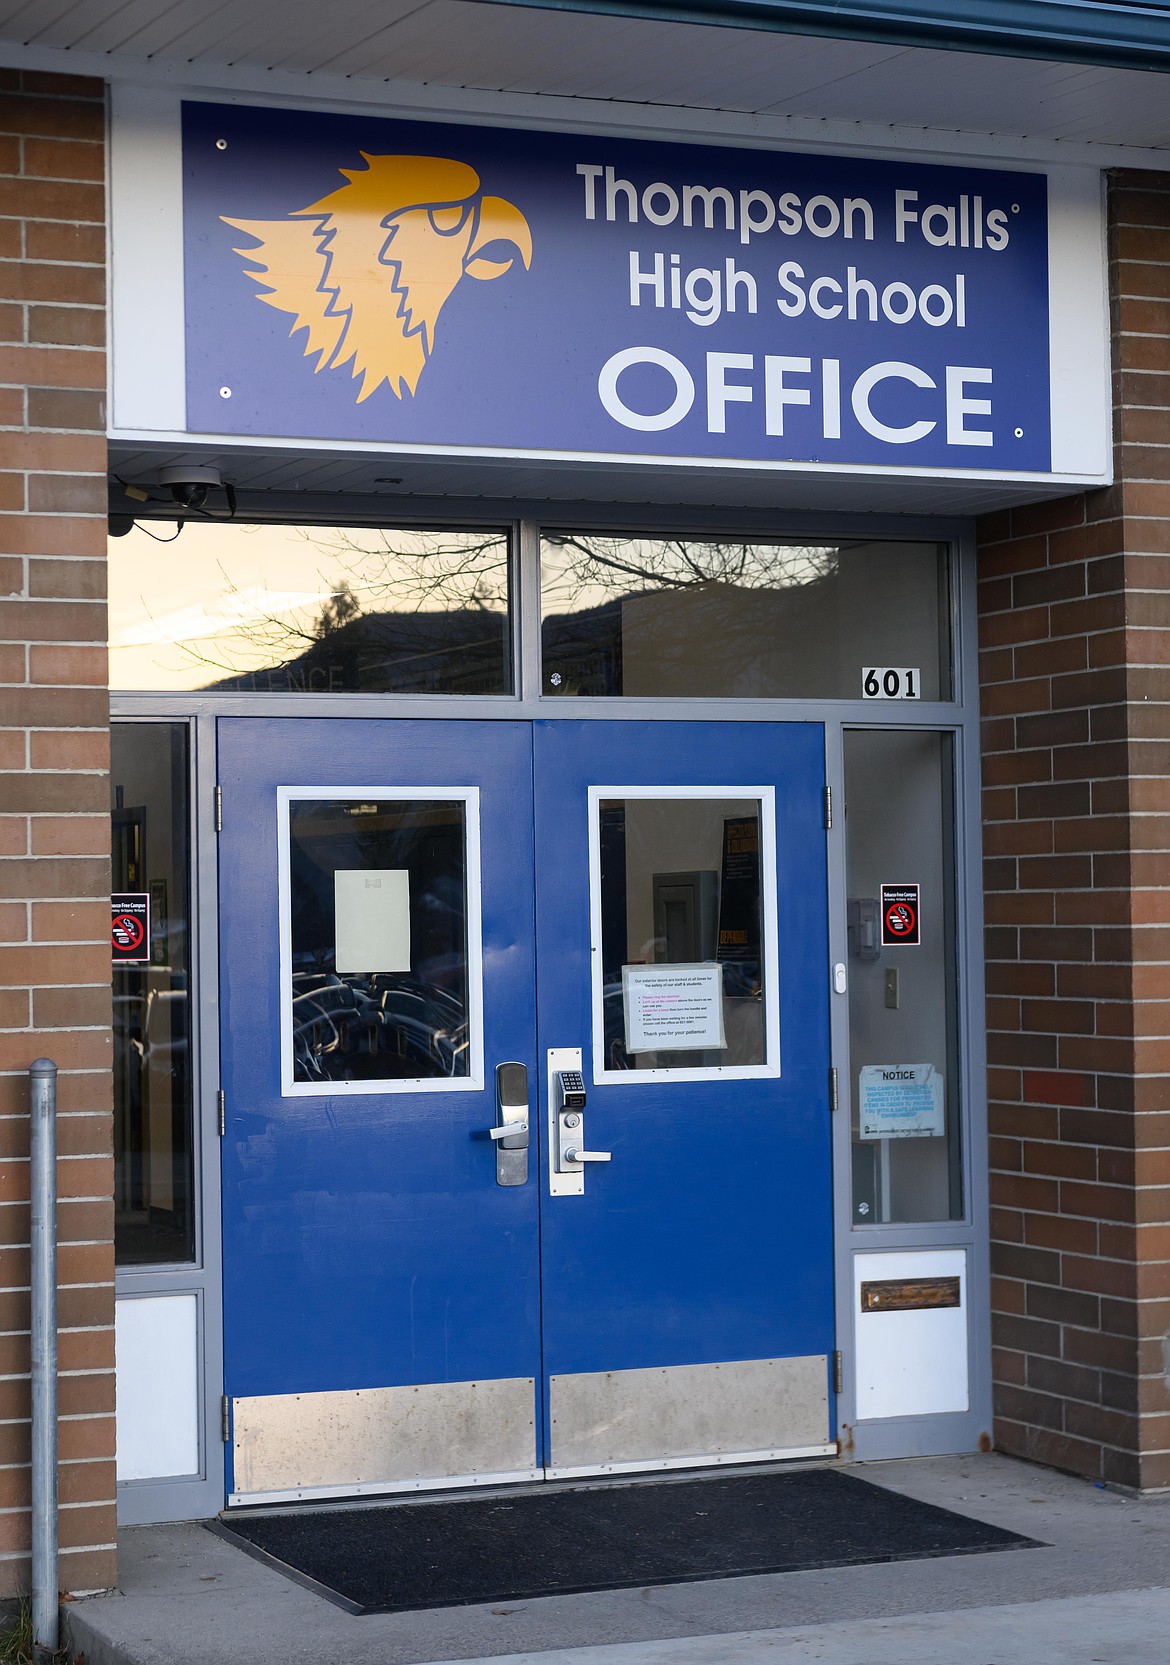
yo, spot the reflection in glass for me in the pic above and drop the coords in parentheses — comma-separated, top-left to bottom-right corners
(541, 534, 949, 700)
(112, 723, 195, 1265)
(598, 797, 766, 1072)
(287, 799, 470, 1085)
(846, 731, 962, 1224)
(109, 522, 511, 694)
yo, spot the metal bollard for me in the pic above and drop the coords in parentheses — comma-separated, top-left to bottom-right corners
(29, 1058, 58, 1661)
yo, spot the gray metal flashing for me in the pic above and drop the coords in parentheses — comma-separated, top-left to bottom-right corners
(488, 0, 1170, 72)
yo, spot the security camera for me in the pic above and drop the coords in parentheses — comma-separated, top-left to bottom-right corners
(158, 465, 222, 511)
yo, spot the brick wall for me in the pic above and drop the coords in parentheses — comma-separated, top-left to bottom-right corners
(0, 71, 115, 1594)
(978, 169, 1170, 1490)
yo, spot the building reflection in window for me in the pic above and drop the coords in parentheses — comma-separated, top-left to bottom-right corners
(109, 522, 511, 695)
(541, 533, 949, 700)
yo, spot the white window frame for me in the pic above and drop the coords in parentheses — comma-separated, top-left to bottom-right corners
(277, 786, 484, 1097)
(588, 784, 781, 1086)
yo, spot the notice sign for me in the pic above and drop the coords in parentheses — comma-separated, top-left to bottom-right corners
(881, 882, 920, 946)
(111, 893, 150, 964)
(334, 869, 410, 974)
(859, 1063, 945, 1139)
(623, 963, 727, 1053)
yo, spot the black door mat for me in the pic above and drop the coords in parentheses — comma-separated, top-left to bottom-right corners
(210, 1468, 1041, 1615)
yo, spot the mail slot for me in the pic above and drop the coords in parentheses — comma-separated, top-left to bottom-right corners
(860, 1275, 961, 1313)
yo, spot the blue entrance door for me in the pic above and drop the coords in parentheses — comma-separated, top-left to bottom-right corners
(218, 719, 543, 1502)
(218, 717, 833, 1501)
(533, 721, 834, 1472)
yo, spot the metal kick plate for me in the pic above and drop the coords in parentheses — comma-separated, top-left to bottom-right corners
(231, 1377, 536, 1498)
(548, 1355, 829, 1470)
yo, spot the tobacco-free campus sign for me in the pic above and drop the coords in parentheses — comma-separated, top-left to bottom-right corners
(111, 893, 150, 964)
(182, 102, 1051, 472)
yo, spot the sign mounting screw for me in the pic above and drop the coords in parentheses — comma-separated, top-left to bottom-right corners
(215, 139, 228, 151)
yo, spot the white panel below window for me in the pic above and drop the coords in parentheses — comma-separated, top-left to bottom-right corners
(116, 1294, 200, 1481)
(854, 1249, 968, 1421)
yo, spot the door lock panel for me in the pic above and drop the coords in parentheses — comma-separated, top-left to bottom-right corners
(491, 1061, 529, 1187)
(548, 1049, 611, 1195)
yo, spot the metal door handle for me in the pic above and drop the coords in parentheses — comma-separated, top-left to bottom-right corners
(489, 1120, 528, 1142)
(564, 1147, 611, 1164)
(493, 1062, 529, 1186)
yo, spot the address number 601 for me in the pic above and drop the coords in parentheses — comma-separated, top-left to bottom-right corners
(862, 667, 921, 700)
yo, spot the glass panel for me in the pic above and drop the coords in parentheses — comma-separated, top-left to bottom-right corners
(286, 798, 472, 1087)
(541, 533, 949, 700)
(845, 731, 962, 1224)
(109, 521, 511, 694)
(112, 723, 195, 1265)
(597, 795, 769, 1073)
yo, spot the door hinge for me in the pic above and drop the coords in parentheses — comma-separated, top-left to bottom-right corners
(214, 784, 222, 832)
(216, 1089, 226, 1136)
(221, 1395, 230, 1443)
(823, 785, 832, 829)
(829, 1066, 838, 1114)
(833, 1350, 844, 1395)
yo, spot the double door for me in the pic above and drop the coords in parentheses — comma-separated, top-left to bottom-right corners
(218, 717, 834, 1502)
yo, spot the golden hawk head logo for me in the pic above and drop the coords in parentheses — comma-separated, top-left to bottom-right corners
(223, 154, 532, 403)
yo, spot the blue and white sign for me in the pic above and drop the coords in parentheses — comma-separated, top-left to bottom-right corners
(858, 1063, 945, 1140)
(182, 101, 1052, 472)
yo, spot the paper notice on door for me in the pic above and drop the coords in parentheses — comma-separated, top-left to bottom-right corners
(334, 869, 411, 973)
(622, 963, 727, 1053)
(858, 1063, 944, 1139)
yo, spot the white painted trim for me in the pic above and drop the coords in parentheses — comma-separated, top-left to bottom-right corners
(546, 1443, 837, 1479)
(106, 420, 1112, 488)
(276, 786, 485, 1097)
(228, 1466, 543, 1507)
(587, 784, 781, 1086)
(1046, 166, 1113, 480)
(108, 85, 187, 435)
(9, 38, 1170, 170)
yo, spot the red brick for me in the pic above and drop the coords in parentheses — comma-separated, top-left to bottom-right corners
(27, 306, 105, 349)
(22, 137, 104, 183)
(22, 220, 104, 265)
(0, 344, 104, 390)
(0, 177, 103, 223)
(25, 386, 104, 430)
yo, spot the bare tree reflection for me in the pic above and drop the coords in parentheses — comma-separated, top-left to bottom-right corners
(162, 525, 843, 696)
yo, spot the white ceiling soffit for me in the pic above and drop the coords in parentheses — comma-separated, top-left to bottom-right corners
(4, 1, 1170, 155)
(106, 441, 1085, 521)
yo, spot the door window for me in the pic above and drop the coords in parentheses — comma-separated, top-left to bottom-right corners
(845, 731, 963, 1223)
(589, 788, 780, 1081)
(111, 722, 195, 1265)
(279, 790, 483, 1095)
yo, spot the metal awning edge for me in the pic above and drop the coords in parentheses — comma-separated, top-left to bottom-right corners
(479, 0, 1170, 71)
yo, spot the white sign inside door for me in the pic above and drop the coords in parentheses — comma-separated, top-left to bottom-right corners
(622, 963, 727, 1053)
(334, 869, 411, 973)
(858, 1063, 944, 1139)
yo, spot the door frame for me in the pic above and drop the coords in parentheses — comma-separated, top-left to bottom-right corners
(110, 501, 987, 1523)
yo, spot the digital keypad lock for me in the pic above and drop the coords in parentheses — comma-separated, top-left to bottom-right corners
(556, 1070, 587, 1110)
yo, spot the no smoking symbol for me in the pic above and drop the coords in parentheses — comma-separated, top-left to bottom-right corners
(112, 913, 144, 952)
(885, 903, 916, 938)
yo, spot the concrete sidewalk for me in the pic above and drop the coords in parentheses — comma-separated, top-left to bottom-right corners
(65, 1454, 1170, 1665)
